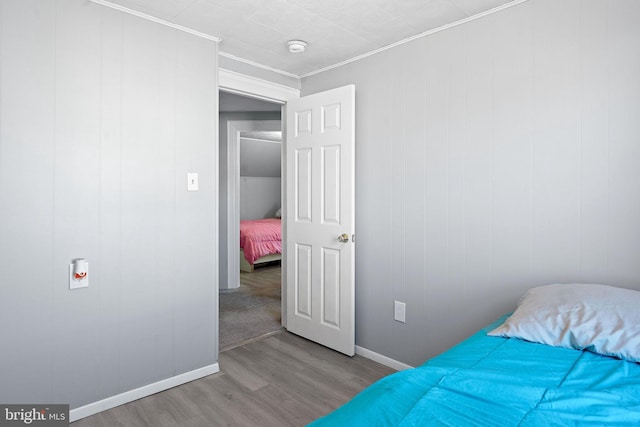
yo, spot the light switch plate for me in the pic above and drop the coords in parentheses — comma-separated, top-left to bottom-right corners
(187, 173, 198, 191)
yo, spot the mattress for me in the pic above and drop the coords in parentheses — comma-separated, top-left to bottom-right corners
(309, 316, 640, 426)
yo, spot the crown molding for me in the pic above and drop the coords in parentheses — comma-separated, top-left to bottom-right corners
(300, 0, 529, 78)
(88, 0, 221, 42)
(219, 51, 299, 79)
(89, 0, 530, 83)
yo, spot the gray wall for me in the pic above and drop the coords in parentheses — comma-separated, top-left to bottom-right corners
(302, 0, 640, 366)
(240, 138, 282, 177)
(219, 112, 281, 289)
(239, 177, 281, 220)
(239, 138, 282, 220)
(0, 0, 218, 408)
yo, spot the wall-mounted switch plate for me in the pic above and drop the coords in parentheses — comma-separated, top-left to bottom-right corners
(187, 173, 198, 191)
(394, 300, 406, 323)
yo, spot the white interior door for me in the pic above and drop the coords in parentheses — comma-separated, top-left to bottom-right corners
(285, 85, 355, 356)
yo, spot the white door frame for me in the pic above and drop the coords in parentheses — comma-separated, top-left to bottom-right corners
(225, 119, 283, 290)
(219, 68, 299, 103)
(219, 68, 300, 329)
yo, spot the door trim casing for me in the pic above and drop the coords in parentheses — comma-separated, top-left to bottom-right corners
(225, 120, 282, 290)
(219, 68, 299, 103)
(219, 69, 299, 330)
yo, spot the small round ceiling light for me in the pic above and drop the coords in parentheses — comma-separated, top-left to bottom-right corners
(287, 40, 307, 53)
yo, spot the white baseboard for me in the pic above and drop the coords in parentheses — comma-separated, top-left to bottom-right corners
(69, 363, 220, 422)
(355, 346, 414, 371)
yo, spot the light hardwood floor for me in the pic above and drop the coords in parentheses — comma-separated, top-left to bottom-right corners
(72, 332, 396, 426)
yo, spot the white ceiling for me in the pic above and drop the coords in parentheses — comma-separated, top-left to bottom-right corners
(102, 0, 515, 77)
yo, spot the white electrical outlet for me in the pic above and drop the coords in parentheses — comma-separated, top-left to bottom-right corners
(394, 300, 406, 323)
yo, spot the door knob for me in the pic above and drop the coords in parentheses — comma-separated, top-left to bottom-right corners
(338, 233, 350, 243)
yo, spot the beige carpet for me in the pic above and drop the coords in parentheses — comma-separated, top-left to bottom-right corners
(219, 264, 282, 351)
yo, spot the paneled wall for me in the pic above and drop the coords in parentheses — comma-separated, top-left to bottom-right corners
(302, 0, 640, 366)
(240, 177, 281, 220)
(0, 0, 218, 408)
(239, 137, 282, 220)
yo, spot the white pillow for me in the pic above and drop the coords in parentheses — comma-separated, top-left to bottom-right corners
(275, 208, 281, 218)
(488, 283, 640, 362)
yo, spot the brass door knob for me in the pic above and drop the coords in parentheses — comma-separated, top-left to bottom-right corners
(338, 233, 350, 243)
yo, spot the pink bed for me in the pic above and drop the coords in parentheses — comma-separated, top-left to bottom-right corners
(240, 218, 282, 265)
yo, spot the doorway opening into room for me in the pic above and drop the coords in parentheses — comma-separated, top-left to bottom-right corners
(218, 90, 283, 351)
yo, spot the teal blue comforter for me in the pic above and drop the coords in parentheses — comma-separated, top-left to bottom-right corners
(310, 317, 640, 426)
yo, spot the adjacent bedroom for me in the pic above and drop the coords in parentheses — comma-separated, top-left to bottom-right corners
(218, 92, 284, 351)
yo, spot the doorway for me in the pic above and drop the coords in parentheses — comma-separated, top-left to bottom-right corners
(217, 73, 356, 356)
(218, 91, 283, 350)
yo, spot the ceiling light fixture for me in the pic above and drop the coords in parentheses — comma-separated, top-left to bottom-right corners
(287, 40, 307, 53)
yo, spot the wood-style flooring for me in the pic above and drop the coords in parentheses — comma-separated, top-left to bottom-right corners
(72, 332, 396, 427)
(238, 262, 281, 288)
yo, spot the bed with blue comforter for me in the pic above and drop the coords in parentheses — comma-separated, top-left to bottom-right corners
(310, 284, 640, 426)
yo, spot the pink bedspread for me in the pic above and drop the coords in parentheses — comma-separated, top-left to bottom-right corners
(240, 218, 282, 264)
